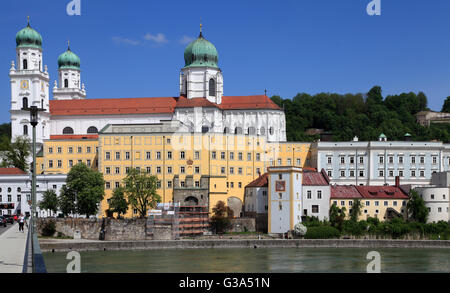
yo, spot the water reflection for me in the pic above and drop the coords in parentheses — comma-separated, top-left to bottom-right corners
(43, 248, 450, 273)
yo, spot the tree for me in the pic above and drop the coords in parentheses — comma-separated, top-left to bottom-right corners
(349, 199, 363, 222)
(329, 203, 346, 231)
(442, 96, 450, 113)
(210, 201, 234, 234)
(407, 190, 429, 223)
(39, 190, 58, 217)
(123, 168, 160, 218)
(66, 163, 105, 218)
(58, 185, 76, 217)
(0, 136, 30, 172)
(109, 187, 128, 218)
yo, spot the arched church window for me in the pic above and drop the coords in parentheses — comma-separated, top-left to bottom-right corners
(64, 79, 69, 88)
(260, 127, 266, 136)
(202, 126, 209, 133)
(224, 127, 229, 134)
(269, 127, 274, 136)
(248, 127, 256, 135)
(23, 125, 28, 136)
(23, 59, 28, 70)
(22, 97, 28, 109)
(63, 127, 74, 134)
(209, 79, 216, 97)
(235, 127, 243, 135)
(87, 126, 98, 134)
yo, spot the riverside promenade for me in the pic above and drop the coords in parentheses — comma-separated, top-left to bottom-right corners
(0, 223, 28, 273)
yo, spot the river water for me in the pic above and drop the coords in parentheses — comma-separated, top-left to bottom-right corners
(43, 248, 450, 273)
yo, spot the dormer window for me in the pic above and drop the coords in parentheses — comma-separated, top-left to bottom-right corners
(209, 78, 216, 97)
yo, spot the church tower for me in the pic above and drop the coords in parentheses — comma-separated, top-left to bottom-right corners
(10, 18, 50, 145)
(180, 24, 223, 104)
(53, 42, 86, 100)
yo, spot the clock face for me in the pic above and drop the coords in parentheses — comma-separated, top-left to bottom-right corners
(275, 180, 286, 192)
(20, 80, 29, 90)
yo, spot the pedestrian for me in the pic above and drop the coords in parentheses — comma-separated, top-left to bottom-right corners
(18, 214, 25, 232)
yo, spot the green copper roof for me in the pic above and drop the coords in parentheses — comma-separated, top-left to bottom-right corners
(16, 23, 42, 49)
(405, 133, 412, 137)
(184, 32, 218, 68)
(379, 133, 387, 138)
(58, 47, 81, 70)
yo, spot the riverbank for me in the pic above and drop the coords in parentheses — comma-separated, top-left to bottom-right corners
(39, 238, 450, 252)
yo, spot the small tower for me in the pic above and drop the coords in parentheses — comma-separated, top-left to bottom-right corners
(10, 17, 50, 145)
(53, 41, 86, 100)
(180, 24, 223, 104)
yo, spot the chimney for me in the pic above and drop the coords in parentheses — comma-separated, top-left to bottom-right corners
(395, 176, 400, 187)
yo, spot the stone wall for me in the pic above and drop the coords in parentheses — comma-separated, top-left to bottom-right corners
(229, 218, 255, 233)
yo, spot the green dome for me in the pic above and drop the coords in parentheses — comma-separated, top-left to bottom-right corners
(184, 32, 218, 68)
(16, 23, 42, 49)
(58, 48, 80, 70)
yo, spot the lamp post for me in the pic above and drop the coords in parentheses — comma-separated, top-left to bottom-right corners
(22, 105, 45, 262)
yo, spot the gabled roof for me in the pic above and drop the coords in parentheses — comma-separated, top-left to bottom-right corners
(246, 173, 269, 188)
(355, 185, 409, 199)
(221, 95, 281, 110)
(331, 185, 362, 199)
(0, 168, 27, 175)
(49, 135, 99, 140)
(50, 97, 178, 116)
(302, 169, 330, 186)
(49, 95, 282, 116)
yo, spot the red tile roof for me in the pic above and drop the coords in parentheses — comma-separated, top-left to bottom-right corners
(49, 135, 99, 140)
(246, 173, 269, 188)
(355, 186, 409, 199)
(50, 97, 178, 116)
(0, 168, 27, 175)
(49, 95, 282, 116)
(331, 185, 362, 199)
(302, 169, 330, 186)
(221, 95, 282, 110)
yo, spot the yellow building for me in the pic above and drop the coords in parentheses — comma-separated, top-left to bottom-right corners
(330, 185, 408, 221)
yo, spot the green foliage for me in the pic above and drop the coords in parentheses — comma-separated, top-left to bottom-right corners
(58, 185, 76, 216)
(210, 201, 234, 234)
(343, 220, 369, 236)
(41, 220, 56, 237)
(407, 190, 429, 223)
(0, 136, 31, 172)
(441, 96, 450, 113)
(123, 168, 160, 218)
(109, 187, 128, 218)
(65, 163, 105, 218)
(329, 203, 346, 231)
(304, 226, 341, 239)
(39, 190, 58, 216)
(349, 199, 363, 222)
(270, 86, 450, 142)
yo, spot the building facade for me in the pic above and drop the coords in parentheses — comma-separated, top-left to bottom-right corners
(414, 172, 450, 223)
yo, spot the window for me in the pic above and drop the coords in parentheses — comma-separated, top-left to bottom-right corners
(277, 158, 282, 165)
(365, 201, 370, 206)
(221, 152, 226, 160)
(393, 201, 397, 206)
(105, 167, 111, 174)
(221, 167, 226, 174)
(229, 167, 234, 174)
(194, 151, 200, 160)
(115, 167, 120, 174)
(340, 157, 345, 164)
(126, 167, 130, 174)
(279, 202, 282, 211)
(431, 194, 434, 199)
(287, 158, 292, 165)
(230, 152, 234, 160)
(379, 156, 384, 164)
(69, 160, 73, 167)
(168, 181, 173, 188)
(327, 157, 332, 164)
(350, 170, 355, 177)
(23, 125, 28, 136)
(247, 153, 252, 161)
(146, 167, 151, 174)
(399, 170, 403, 177)
(23, 59, 28, 70)
(375, 201, 379, 206)
(125, 152, 130, 160)
(115, 182, 120, 189)
(48, 160, 53, 168)
(48, 147, 53, 154)
(379, 170, 384, 177)
(105, 152, 111, 160)
(389, 156, 394, 164)
(359, 156, 364, 164)
(63, 127, 74, 134)
(438, 207, 442, 213)
(297, 158, 301, 166)
(384, 201, 388, 206)
(195, 166, 200, 174)
(167, 166, 172, 174)
(399, 156, 404, 164)
(349, 201, 353, 206)
(389, 170, 394, 177)
(209, 78, 216, 96)
(238, 152, 243, 160)
(327, 170, 332, 177)
(167, 151, 172, 160)
(64, 79, 69, 88)
(256, 153, 261, 161)
(57, 147, 62, 154)
(86, 147, 91, 153)
(22, 97, 29, 109)
(238, 167, 243, 175)
(180, 151, 185, 159)
(195, 181, 200, 188)
(420, 170, 425, 177)
(411, 156, 416, 164)
(156, 167, 161, 174)
(57, 160, 62, 168)
(312, 205, 319, 214)
(350, 157, 355, 164)
(105, 182, 111, 189)
(77, 147, 82, 154)
(359, 170, 364, 177)
(432, 156, 437, 164)
(317, 190, 322, 199)
(146, 152, 151, 160)
(212, 151, 216, 159)
(156, 152, 161, 160)
(411, 170, 416, 177)
(307, 191, 312, 199)
(87, 126, 98, 134)
(420, 156, 425, 164)
(180, 166, 185, 174)
(340, 170, 345, 177)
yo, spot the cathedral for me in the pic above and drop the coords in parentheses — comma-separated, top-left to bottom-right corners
(10, 20, 287, 147)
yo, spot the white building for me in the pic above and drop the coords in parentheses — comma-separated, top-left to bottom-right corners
(0, 168, 66, 217)
(10, 21, 287, 146)
(414, 172, 450, 223)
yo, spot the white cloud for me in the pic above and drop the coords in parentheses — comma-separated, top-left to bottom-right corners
(142, 33, 168, 44)
(112, 36, 141, 46)
(179, 35, 194, 45)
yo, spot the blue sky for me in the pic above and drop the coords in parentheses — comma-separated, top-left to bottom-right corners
(1, 0, 450, 123)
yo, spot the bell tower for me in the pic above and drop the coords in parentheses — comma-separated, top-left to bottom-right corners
(10, 17, 50, 145)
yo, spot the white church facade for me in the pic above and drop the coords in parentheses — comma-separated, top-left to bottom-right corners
(10, 20, 287, 147)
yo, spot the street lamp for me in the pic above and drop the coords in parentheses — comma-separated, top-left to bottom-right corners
(22, 105, 45, 260)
